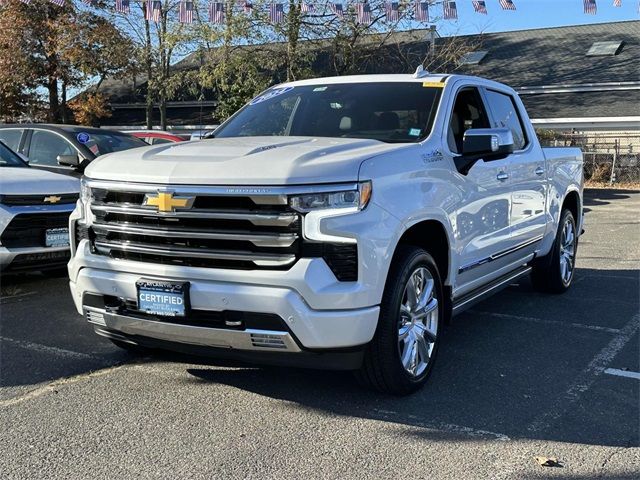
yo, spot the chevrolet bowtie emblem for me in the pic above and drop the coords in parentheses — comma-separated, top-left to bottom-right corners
(143, 191, 195, 212)
(43, 195, 62, 204)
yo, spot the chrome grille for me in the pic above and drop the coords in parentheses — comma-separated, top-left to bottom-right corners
(87, 183, 302, 270)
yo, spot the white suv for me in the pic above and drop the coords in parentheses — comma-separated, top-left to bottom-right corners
(0, 142, 79, 274)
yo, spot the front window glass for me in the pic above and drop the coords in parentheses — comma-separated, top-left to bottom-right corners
(0, 142, 27, 167)
(214, 82, 442, 143)
(63, 129, 148, 156)
(29, 130, 75, 166)
(0, 129, 24, 151)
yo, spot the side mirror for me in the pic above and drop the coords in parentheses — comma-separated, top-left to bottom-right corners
(57, 154, 80, 167)
(454, 128, 514, 175)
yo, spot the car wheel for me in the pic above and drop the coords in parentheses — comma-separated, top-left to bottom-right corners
(531, 209, 578, 294)
(356, 246, 443, 395)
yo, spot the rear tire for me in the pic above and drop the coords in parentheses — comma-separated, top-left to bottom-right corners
(356, 246, 444, 395)
(531, 209, 578, 294)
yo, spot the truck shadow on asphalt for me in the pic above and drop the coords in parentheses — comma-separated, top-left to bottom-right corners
(583, 188, 639, 212)
(183, 268, 639, 449)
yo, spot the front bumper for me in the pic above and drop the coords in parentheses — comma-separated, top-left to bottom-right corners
(70, 263, 380, 352)
(0, 245, 70, 272)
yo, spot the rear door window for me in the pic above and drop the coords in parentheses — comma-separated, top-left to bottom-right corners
(484, 90, 528, 150)
(0, 129, 24, 151)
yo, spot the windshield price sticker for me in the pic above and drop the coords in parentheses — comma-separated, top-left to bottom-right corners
(250, 86, 294, 105)
(422, 82, 445, 88)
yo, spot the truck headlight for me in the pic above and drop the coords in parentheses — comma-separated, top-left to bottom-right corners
(289, 181, 372, 213)
(78, 177, 91, 221)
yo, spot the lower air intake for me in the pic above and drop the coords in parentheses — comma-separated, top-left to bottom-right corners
(250, 333, 288, 349)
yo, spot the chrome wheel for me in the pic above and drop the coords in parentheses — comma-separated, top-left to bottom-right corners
(559, 217, 576, 284)
(398, 267, 438, 377)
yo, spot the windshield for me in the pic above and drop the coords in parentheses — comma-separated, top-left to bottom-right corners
(0, 141, 27, 168)
(65, 129, 148, 156)
(214, 82, 442, 143)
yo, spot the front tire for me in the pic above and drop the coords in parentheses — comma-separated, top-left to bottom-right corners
(531, 209, 578, 294)
(356, 246, 444, 395)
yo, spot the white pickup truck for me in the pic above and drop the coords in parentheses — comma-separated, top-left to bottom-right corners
(68, 73, 583, 394)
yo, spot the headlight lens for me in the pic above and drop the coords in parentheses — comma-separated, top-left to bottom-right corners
(80, 178, 91, 205)
(289, 181, 372, 213)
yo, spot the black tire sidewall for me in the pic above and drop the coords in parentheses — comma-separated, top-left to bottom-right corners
(554, 210, 577, 289)
(382, 247, 444, 389)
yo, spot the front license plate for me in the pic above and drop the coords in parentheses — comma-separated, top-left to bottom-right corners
(136, 279, 189, 317)
(45, 227, 70, 247)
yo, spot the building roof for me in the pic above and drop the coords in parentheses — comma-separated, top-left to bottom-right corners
(100, 20, 639, 126)
(447, 20, 639, 87)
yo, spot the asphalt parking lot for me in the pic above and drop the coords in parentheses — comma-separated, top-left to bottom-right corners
(1, 188, 638, 480)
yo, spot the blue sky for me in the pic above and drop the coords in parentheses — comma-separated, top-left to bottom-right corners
(435, 0, 639, 36)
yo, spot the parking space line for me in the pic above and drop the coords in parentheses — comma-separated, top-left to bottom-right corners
(373, 409, 510, 442)
(604, 368, 640, 380)
(0, 364, 127, 408)
(527, 313, 639, 433)
(0, 336, 101, 361)
(469, 311, 621, 334)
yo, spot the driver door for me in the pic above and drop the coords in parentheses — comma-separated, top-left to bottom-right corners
(443, 86, 514, 296)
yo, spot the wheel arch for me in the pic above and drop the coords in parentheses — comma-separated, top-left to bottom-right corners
(394, 219, 452, 286)
(562, 189, 582, 230)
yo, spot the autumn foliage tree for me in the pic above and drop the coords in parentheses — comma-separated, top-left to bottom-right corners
(0, 0, 135, 123)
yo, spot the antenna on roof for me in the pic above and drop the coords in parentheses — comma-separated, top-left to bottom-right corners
(413, 65, 429, 78)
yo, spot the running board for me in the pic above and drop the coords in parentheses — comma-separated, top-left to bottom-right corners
(452, 265, 532, 316)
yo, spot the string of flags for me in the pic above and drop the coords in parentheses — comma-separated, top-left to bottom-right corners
(10, 0, 640, 24)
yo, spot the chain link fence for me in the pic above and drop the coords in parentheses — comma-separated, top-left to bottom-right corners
(537, 132, 640, 185)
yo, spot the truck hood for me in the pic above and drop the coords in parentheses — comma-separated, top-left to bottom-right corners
(0, 167, 79, 195)
(85, 136, 408, 185)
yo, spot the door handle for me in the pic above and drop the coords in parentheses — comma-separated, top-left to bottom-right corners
(497, 172, 509, 181)
(535, 166, 545, 176)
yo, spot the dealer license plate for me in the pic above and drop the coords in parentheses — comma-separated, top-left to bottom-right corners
(136, 279, 189, 317)
(45, 227, 70, 247)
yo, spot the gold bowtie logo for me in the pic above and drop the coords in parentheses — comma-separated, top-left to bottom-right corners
(44, 195, 62, 204)
(143, 191, 195, 212)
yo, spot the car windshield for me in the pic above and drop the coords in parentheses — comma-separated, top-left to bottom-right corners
(64, 128, 148, 156)
(0, 141, 27, 168)
(214, 82, 443, 143)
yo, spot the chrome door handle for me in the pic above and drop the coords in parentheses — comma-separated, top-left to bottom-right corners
(497, 172, 509, 181)
(535, 166, 545, 176)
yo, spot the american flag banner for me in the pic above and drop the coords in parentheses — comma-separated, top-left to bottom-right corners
(82, 0, 97, 5)
(414, 1, 429, 22)
(179, 1, 194, 23)
(385, 2, 399, 21)
(499, 0, 516, 10)
(209, 1, 225, 23)
(613, 0, 621, 6)
(355, 2, 372, 24)
(472, 0, 487, 14)
(48, 0, 65, 6)
(330, 2, 344, 17)
(238, 1, 253, 13)
(583, 0, 597, 14)
(145, 0, 162, 22)
(19, 0, 33, 4)
(115, 0, 130, 13)
(269, 3, 284, 23)
(300, 1, 314, 13)
(443, 1, 457, 19)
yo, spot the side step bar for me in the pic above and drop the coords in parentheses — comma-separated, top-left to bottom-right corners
(452, 265, 532, 316)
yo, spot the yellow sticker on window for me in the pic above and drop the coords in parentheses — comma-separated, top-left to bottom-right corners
(422, 82, 445, 88)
